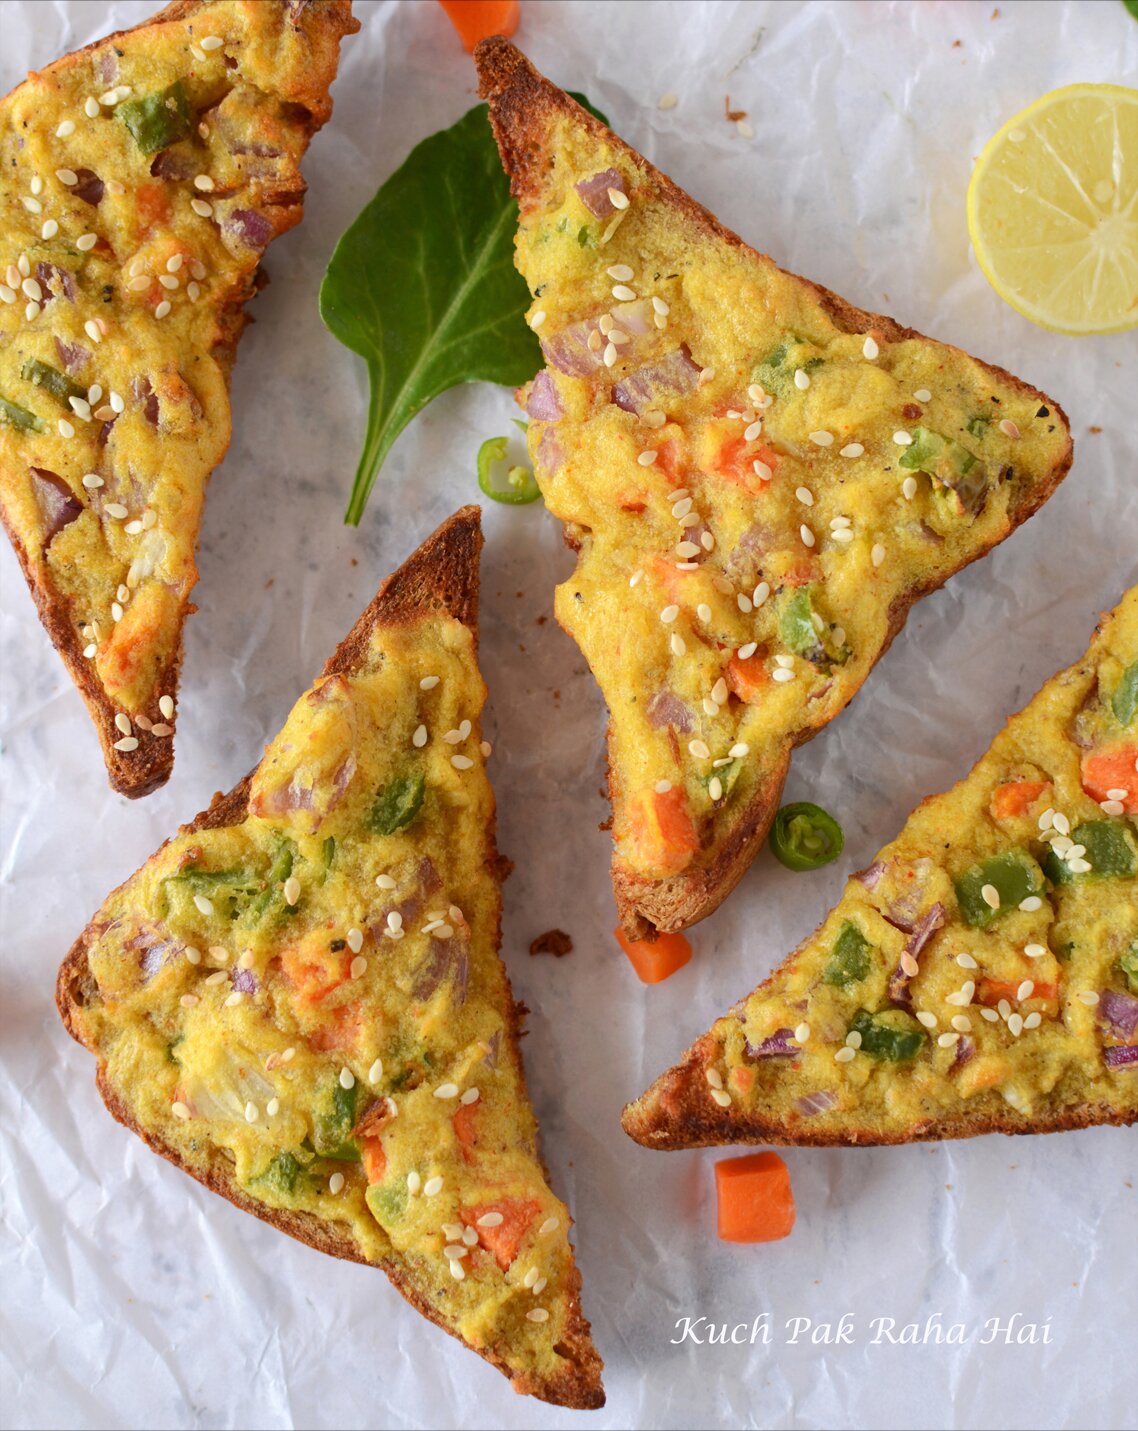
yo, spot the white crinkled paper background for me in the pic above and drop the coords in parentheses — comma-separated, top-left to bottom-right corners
(1, 2, 1136, 1428)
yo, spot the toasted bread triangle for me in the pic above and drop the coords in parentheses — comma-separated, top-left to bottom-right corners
(0, 0, 357, 796)
(624, 587, 1138, 1149)
(476, 40, 1073, 940)
(58, 508, 604, 1409)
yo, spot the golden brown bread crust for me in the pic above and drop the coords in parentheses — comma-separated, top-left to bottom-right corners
(1, 0, 359, 798)
(475, 38, 1074, 942)
(57, 507, 604, 1409)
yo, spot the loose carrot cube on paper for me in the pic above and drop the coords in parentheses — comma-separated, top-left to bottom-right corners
(714, 1151, 796, 1243)
(437, 0, 520, 53)
(615, 926, 692, 984)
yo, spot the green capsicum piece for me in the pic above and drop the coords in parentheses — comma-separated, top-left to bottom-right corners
(117, 81, 193, 155)
(1042, 821, 1138, 884)
(21, 359, 84, 407)
(0, 394, 43, 432)
(367, 1179, 408, 1225)
(243, 840, 297, 926)
(256, 1151, 304, 1198)
(368, 770, 426, 835)
(954, 848, 1044, 926)
(1119, 944, 1138, 995)
(823, 922, 873, 987)
(849, 1008, 926, 1061)
(1112, 659, 1138, 729)
(313, 1080, 360, 1160)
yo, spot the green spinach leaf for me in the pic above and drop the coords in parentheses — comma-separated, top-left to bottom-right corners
(320, 96, 606, 525)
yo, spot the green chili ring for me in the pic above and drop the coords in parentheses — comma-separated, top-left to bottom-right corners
(770, 801, 845, 871)
(477, 435, 540, 505)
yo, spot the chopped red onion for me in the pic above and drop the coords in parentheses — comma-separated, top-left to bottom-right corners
(71, 169, 104, 206)
(795, 1090, 838, 1116)
(30, 468, 83, 542)
(646, 690, 693, 733)
(35, 262, 75, 303)
(951, 1035, 975, 1069)
(574, 168, 624, 218)
(612, 345, 701, 415)
(225, 207, 274, 250)
(232, 967, 258, 995)
(411, 937, 469, 1006)
(525, 369, 563, 421)
(537, 427, 564, 476)
(888, 902, 945, 1011)
(852, 860, 886, 891)
(54, 338, 91, 374)
(744, 1027, 797, 1060)
(541, 320, 604, 377)
(127, 926, 185, 979)
(1099, 990, 1138, 1040)
(1103, 1044, 1138, 1069)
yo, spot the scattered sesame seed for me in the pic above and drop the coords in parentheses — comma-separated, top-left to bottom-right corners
(998, 418, 1021, 439)
(114, 713, 132, 736)
(1018, 895, 1043, 912)
(193, 175, 215, 192)
(376, 874, 396, 891)
(689, 739, 710, 760)
(434, 1083, 460, 1101)
(243, 1101, 259, 1124)
(1106, 787, 1129, 801)
(657, 92, 678, 110)
(654, 779, 672, 795)
(956, 952, 978, 969)
(834, 1046, 856, 1063)
(224, 990, 243, 1008)
(172, 1101, 192, 1120)
(1077, 990, 1099, 1006)
(800, 524, 816, 548)
(937, 1032, 960, 1048)
(200, 33, 225, 51)
(871, 542, 886, 567)
(282, 876, 301, 907)
(809, 431, 833, 447)
(607, 187, 629, 210)
(845, 1030, 863, 1049)
(611, 283, 637, 302)
(708, 777, 723, 800)
(74, 233, 97, 253)
(204, 971, 226, 986)
(743, 420, 763, 442)
(900, 952, 919, 978)
(893, 430, 912, 446)
(522, 1265, 541, 1288)
(423, 1176, 443, 1197)
(527, 1308, 550, 1323)
(346, 928, 364, 956)
(737, 593, 752, 614)
(862, 336, 879, 359)
(637, 449, 656, 467)
(709, 1087, 731, 1106)
(111, 735, 137, 752)
(328, 1171, 345, 1195)
(41, 219, 59, 240)
(151, 724, 173, 738)
(711, 677, 728, 704)
(1007, 1012, 1024, 1037)
(951, 1014, 972, 1033)
(84, 319, 102, 343)
(154, 300, 172, 319)
(980, 1007, 1000, 1022)
(751, 458, 773, 481)
(916, 1010, 937, 1028)
(795, 486, 814, 507)
(179, 994, 199, 1008)
(387, 911, 404, 932)
(24, 300, 40, 321)
(451, 754, 474, 770)
(1067, 858, 1092, 874)
(914, 388, 932, 403)
(22, 196, 43, 215)
(772, 668, 796, 684)
(0, 285, 14, 306)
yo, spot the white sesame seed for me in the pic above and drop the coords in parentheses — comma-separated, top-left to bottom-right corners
(204, 971, 226, 986)
(433, 1083, 460, 1101)
(21, 277, 42, 302)
(1008, 1013, 1024, 1037)
(795, 486, 814, 507)
(17, 255, 30, 278)
(862, 336, 879, 359)
(737, 593, 753, 615)
(1067, 858, 1092, 874)
(708, 777, 723, 801)
(114, 713, 132, 736)
(772, 668, 796, 684)
(709, 1087, 731, 1106)
(801, 525, 816, 548)
(199, 33, 225, 51)
(809, 431, 833, 447)
(980, 1007, 1000, 1022)
(84, 320, 102, 343)
(1019, 896, 1042, 912)
(1053, 812, 1070, 835)
(345, 928, 364, 956)
(387, 911, 404, 931)
(744, 420, 763, 441)
(172, 1101, 192, 1120)
(893, 430, 912, 446)
(375, 875, 396, 894)
(938, 1032, 960, 1048)
(84, 96, 101, 118)
(41, 219, 59, 240)
(916, 1011, 937, 1028)
(451, 754, 474, 770)
(914, 389, 932, 403)
(689, 739, 710, 760)
(1101, 800, 1125, 815)
(902, 475, 918, 501)
(423, 1176, 443, 1197)
(871, 542, 886, 567)
(328, 1171, 345, 1195)
(243, 1101, 259, 1124)
(951, 1014, 972, 1033)
(194, 175, 215, 191)
(159, 274, 180, 290)
(179, 994, 199, 1009)
(336, 1067, 355, 1092)
(834, 1046, 856, 1063)
(955, 952, 978, 970)
(793, 369, 810, 391)
(711, 677, 728, 704)
(654, 780, 673, 796)
(637, 450, 656, 466)
(0, 285, 14, 305)
(998, 419, 1020, 439)
(845, 1030, 863, 1049)
(900, 952, 919, 978)
(109, 391, 124, 413)
(1077, 990, 1099, 1006)
(22, 197, 43, 215)
(527, 1308, 550, 1323)
(154, 300, 172, 319)
(24, 300, 41, 321)
(1023, 1012, 1042, 1029)
(151, 724, 173, 738)
(112, 735, 138, 752)
(602, 342, 617, 367)
(607, 187, 629, 210)
(998, 999, 1012, 1020)
(611, 284, 636, 302)
(224, 990, 244, 1009)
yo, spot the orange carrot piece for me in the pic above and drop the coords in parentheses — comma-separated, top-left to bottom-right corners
(715, 1151, 796, 1243)
(361, 1136, 387, 1184)
(280, 938, 351, 1006)
(1081, 742, 1138, 814)
(977, 977, 1059, 1007)
(452, 1102, 479, 1163)
(437, 0, 519, 52)
(627, 785, 699, 875)
(461, 1197, 541, 1270)
(615, 925, 692, 984)
(709, 433, 781, 492)
(989, 779, 1051, 821)
(725, 652, 769, 704)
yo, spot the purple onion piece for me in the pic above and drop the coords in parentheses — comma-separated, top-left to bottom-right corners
(541, 321, 604, 378)
(417, 855, 442, 897)
(795, 1090, 838, 1116)
(71, 168, 104, 206)
(852, 860, 886, 892)
(537, 426, 564, 476)
(646, 690, 693, 733)
(612, 345, 701, 415)
(887, 902, 945, 1011)
(881, 858, 935, 934)
(132, 376, 160, 426)
(411, 936, 469, 1006)
(525, 369, 563, 421)
(150, 149, 197, 182)
(231, 967, 258, 995)
(1099, 990, 1138, 1040)
(1103, 1044, 1138, 1069)
(574, 167, 624, 218)
(482, 1030, 501, 1068)
(611, 299, 651, 335)
(55, 338, 91, 374)
(127, 926, 185, 979)
(36, 263, 76, 303)
(952, 1035, 975, 1070)
(94, 49, 118, 85)
(29, 468, 83, 541)
(744, 1027, 798, 1060)
(225, 207, 274, 249)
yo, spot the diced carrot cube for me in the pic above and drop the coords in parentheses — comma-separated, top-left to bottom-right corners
(1080, 743, 1138, 814)
(437, 0, 519, 52)
(725, 652, 769, 704)
(989, 779, 1051, 821)
(361, 1136, 387, 1184)
(460, 1197, 540, 1270)
(627, 785, 699, 875)
(715, 1151, 796, 1243)
(615, 926, 692, 984)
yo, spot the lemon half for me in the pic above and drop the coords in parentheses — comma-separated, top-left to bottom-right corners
(967, 83, 1138, 335)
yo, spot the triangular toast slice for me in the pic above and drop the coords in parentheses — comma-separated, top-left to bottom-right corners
(475, 40, 1074, 939)
(0, 0, 357, 795)
(624, 587, 1138, 1149)
(57, 508, 604, 1408)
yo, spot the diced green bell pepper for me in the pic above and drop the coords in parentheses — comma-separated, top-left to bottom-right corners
(0, 395, 43, 432)
(900, 426, 989, 516)
(21, 359, 83, 407)
(1112, 660, 1138, 729)
(243, 840, 296, 926)
(1042, 821, 1138, 884)
(823, 922, 873, 987)
(313, 1081, 360, 1159)
(118, 81, 193, 155)
(257, 1151, 304, 1198)
(849, 1008, 926, 1062)
(753, 337, 822, 396)
(368, 770, 426, 835)
(954, 848, 1044, 927)
(1119, 944, 1138, 995)
(367, 1180, 408, 1225)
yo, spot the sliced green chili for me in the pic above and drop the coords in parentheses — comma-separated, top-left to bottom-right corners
(477, 435, 540, 505)
(21, 359, 83, 407)
(1112, 659, 1138, 728)
(0, 394, 43, 432)
(368, 770, 426, 835)
(849, 1009, 926, 1062)
(823, 921, 873, 987)
(770, 802, 844, 871)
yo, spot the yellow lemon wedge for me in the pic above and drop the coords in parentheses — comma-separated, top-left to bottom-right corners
(967, 84, 1138, 335)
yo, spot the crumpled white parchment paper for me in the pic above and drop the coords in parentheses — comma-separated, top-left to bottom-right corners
(2, 2, 1136, 1429)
